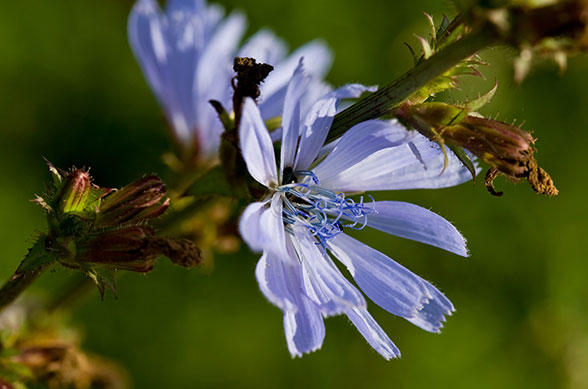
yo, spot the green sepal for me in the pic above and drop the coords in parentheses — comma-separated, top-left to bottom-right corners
(85, 266, 117, 300)
(31, 195, 53, 214)
(408, 57, 487, 103)
(407, 14, 487, 104)
(424, 12, 437, 49)
(44, 158, 63, 188)
(62, 186, 110, 217)
(15, 236, 56, 274)
(462, 82, 498, 112)
(209, 100, 234, 132)
(415, 34, 433, 59)
(411, 102, 469, 127)
(77, 187, 113, 215)
(448, 144, 478, 182)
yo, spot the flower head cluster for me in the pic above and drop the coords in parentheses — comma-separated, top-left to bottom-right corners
(128, 0, 331, 161)
(29, 163, 201, 298)
(239, 62, 475, 358)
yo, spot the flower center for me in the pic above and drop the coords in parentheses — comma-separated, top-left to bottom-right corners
(278, 169, 376, 247)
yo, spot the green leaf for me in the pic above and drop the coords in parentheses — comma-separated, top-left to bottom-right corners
(15, 236, 55, 274)
(84, 187, 113, 212)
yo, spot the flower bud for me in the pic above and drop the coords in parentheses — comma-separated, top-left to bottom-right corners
(74, 226, 158, 273)
(95, 175, 169, 228)
(395, 101, 558, 196)
(30, 163, 202, 298)
(54, 169, 92, 215)
(71, 226, 202, 273)
(442, 115, 534, 178)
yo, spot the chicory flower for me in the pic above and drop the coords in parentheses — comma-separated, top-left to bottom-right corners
(128, 0, 331, 161)
(239, 62, 474, 359)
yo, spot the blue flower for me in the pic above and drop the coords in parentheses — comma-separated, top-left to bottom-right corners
(238, 62, 474, 359)
(128, 0, 331, 161)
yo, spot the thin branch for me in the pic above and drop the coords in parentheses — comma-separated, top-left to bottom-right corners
(0, 263, 53, 312)
(326, 25, 499, 143)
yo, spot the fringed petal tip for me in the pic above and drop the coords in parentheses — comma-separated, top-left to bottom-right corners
(284, 306, 326, 359)
(406, 280, 455, 333)
(287, 339, 323, 359)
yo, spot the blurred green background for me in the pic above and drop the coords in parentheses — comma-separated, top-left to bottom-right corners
(1, 0, 588, 388)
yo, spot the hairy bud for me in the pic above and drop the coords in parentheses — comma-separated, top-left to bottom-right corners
(70, 226, 201, 273)
(54, 169, 92, 215)
(73, 226, 158, 273)
(28, 163, 201, 298)
(96, 175, 169, 229)
(395, 101, 558, 196)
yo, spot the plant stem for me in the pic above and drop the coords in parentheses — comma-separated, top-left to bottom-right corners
(326, 26, 499, 143)
(0, 263, 52, 312)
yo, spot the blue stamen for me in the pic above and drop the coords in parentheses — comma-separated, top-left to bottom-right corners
(276, 172, 377, 248)
(293, 170, 320, 185)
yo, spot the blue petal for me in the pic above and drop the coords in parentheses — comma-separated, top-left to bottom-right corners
(292, 227, 366, 315)
(196, 10, 245, 98)
(129, 0, 244, 157)
(406, 279, 455, 333)
(327, 233, 431, 318)
(284, 301, 325, 357)
(167, 0, 206, 14)
(255, 250, 295, 311)
(367, 201, 468, 257)
(294, 84, 377, 171)
(239, 98, 278, 187)
(317, 127, 476, 192)
(280, 60, 310, 173)
(346, 307, 401, 360)
(313, 119, 415, 186)
(239, 197, 286, 255)
(129, 0, 193, 141)
(255, 249, 325, 357)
